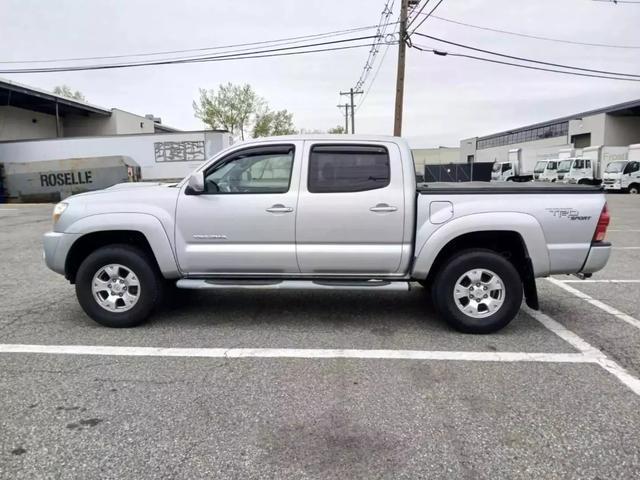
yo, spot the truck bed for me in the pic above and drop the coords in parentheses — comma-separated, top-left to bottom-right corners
(417, 182, 603, 194)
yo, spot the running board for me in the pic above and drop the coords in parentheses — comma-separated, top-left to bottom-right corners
(176, 279, 410, 291)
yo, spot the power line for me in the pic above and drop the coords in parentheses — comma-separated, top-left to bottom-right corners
(0, 24, 392, 65)
(406, 0, 431, 29)
(352, 0, 397, 92)
(356, 35, 395, 113)
(0, 36, 378, 74)
(422, 14, 640, 49)
(413, 32, 640, 78)
(413, 44, 640, 81)
(592, 0, 640, 3)
(407, 0, 445, 34)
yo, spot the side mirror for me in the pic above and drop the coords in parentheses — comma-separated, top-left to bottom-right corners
(186, 171, 205, 195)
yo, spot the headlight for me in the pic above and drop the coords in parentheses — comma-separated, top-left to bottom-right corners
(52, 202, 68, 224)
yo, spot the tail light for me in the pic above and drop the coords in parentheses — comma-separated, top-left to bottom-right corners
(593, 203, 610, 242)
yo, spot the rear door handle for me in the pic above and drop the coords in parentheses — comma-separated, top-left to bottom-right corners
(266, 204, 294, 213)
(369, 203, 397, 213)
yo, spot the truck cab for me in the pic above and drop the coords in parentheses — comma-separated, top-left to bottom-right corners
(603, 160, 640, 193)
(558, 157, 595, 185)
(533, 161, 547, 181)
(535, 160, 558, 182)
(491, 161, 513, 182)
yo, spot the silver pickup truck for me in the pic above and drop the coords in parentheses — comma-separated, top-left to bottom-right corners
(43, 135, 611, 333)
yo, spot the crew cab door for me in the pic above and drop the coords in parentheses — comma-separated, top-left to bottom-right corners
(174, 142, 302, 274)
(295, 141, 405, 275)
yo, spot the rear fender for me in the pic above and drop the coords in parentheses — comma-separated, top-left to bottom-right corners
(411, 212, 550, 279)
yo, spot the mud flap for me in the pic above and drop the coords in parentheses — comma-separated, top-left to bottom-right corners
(522, 259, 539, 310)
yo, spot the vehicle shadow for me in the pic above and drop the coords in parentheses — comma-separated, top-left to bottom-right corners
(152, 285, 540, 337)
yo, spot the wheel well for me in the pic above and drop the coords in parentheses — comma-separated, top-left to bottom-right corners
(425, 230, 538, 309)
(65, 230, 158, 283)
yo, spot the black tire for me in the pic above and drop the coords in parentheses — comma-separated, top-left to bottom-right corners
(431, 249, 523, 334)
(75, 244, 162, 328)
(629, 184, 639, 195)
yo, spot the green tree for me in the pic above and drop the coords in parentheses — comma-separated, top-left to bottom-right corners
(53, 85, 85, 101)
(253, 109, 297, 137)
(328, 125, 346, 134)
(193, 83, 264, 140)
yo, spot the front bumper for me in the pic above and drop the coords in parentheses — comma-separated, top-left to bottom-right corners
(580, 242, 611, 274)
(43, 231, 81, 276)
(604, 182, 621, 190)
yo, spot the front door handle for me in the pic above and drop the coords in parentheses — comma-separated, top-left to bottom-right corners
(369, 203, 397, 213)
(266, 204, 294, 213)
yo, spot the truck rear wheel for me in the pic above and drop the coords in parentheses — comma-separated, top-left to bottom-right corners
(431, 249, 523, 334)
(75, 244, 161, 328)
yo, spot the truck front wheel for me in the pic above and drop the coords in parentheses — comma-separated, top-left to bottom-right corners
(629, 184, 639, 194)
(431, 249, 523, 334)
(75, 244, 162, 328)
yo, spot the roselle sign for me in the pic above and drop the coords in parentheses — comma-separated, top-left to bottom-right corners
(39, 171, 93, 187)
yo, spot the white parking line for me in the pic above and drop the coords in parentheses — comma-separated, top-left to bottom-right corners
(547, 277, 640, 330)
(559, 279, 640, 284)
(0, 344, 590, 363)
(612, 247, 640, 250)
(523, 306, 640, 396)
(609, 229, 640, 232)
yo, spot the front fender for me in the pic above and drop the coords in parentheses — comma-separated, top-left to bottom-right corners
(65, 213, 180, 278)
(411, 212, 550, 279)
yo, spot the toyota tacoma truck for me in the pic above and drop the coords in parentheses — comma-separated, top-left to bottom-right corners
(43, 135, 611, 333)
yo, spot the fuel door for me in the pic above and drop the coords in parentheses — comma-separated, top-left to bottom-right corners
(429, 201, 454, 224)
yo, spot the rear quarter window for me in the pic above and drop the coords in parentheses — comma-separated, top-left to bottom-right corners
(308, 145, 390, 193)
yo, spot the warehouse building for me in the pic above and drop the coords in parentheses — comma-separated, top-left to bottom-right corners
(0, 79, 232, 202)
(460, 98, 640, 165)
(0, 78, 178, 140)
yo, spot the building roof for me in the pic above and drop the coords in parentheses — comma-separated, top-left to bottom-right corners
(477, 97, 640, 141)
(0, 77, 111, 117)
(0, 77, 180, 131)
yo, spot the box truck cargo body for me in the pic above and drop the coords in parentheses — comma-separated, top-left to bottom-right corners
(2, 156, 139, 203)
(490, 148, 536, 182)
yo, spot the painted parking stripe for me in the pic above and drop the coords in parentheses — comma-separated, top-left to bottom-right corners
(612, 247, 640, 250)
(546, 277, 640, 331)
(523, 306, 640, 396)
(559, 279, 640, 284)
(609, 229, 640, 232)
(0, 344, 591, 363)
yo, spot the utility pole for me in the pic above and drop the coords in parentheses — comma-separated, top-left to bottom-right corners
(340, 87, 363, 134)
(337, 103, 350, 133)
(393, 0, 409, 136)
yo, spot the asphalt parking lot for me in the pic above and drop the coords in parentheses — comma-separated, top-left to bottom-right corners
(1, 196, 640, 479)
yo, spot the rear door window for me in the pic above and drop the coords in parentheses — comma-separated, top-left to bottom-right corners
(308, 145, 390, 193)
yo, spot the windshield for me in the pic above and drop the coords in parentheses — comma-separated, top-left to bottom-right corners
(534, 161, 547, 173)
(605, 161, 627, 173)
(558, 160, 573, 173)
(546, 161, 557, 170)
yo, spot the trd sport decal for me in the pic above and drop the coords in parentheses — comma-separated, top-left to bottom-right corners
(545, 208, 592, 221)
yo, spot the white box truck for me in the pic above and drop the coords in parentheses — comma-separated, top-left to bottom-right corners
(558, 146, 628, 185)
(603, 144, 640, 194)
(491, 148, 535, 182)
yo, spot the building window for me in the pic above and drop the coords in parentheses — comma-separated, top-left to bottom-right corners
(476, 121, 569, 150)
